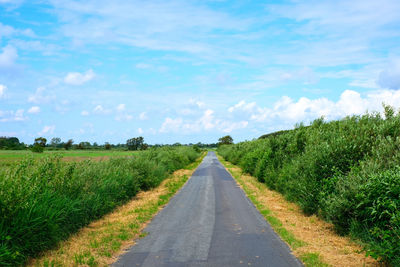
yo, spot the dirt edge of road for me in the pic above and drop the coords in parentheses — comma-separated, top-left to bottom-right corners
(28, 153, 206, 267)
(218, 155, 378, 267)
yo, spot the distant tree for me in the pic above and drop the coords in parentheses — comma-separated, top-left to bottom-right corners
(0, 137, 24, 150)
(50, 137, 61, 148)
(77, 141, 91, 150)
(31, 137, 46, 153)
(64, 139, 73, 150)
(126, 136, 146, 150)
(93, 142, 98, 148)
(218, 135, 233, 146)
(34, 137, 47, 147)
(104, 142, 111, 150)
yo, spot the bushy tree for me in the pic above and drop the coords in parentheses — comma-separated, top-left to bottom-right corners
(64, 139, 73, 150)
(104, 142, 111, 150)
(31, 137, 46, 153)
(0, 137, 24, 149)
(218, 135, 233, 146)
(126, 136, 147, 150)
(50, 137, 61, 148)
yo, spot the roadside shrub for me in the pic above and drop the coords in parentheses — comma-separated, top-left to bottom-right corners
(0, 146, 200, 266)
(218, 109, 400, 265)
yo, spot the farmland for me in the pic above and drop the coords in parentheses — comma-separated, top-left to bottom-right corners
(0, 146, 200, 266)
(218, 107, 400, 266)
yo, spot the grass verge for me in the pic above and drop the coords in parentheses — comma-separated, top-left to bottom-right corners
(28, 152, 206, 267)
(218, 155, 378, 267)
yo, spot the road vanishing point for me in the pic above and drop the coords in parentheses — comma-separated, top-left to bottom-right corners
(114, 152, 303, 267)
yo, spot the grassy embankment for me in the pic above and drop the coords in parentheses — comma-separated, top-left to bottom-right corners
(219, 155, 377, 266)
(28, 152, 206, 267)
(0, 146, 201, 266)
(218, 107, 400, 266)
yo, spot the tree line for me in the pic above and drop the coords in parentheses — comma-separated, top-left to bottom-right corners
(0, 135, 231, 152)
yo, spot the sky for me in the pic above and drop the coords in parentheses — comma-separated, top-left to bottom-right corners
(1, 0, 400, 145)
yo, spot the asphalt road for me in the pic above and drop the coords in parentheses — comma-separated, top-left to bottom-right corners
(113, 152, 303, 267)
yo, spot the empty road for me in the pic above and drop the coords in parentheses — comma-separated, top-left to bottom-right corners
(113, 152, 302, 267)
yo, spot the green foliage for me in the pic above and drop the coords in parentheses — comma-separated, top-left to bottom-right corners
(0, 146, 199, 266)
(0, 137, 25, 150)
(218, 109, 400, 266)
(31, 144, 44, 153)
(218, 135, 233, 146)
(126, 136, 147, 151)
(34, 137, 47, 147)
(64, 139, 73, 150)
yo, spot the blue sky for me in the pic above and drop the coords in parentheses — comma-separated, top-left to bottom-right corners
(1, 0, 400, 145)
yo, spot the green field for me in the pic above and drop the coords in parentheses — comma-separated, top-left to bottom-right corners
(0, 150, 136, 161)
(0, 146, 200, 266)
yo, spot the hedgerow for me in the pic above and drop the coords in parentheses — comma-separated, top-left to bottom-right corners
(218, 106, 400, 266)
(0, 146, 199, 266)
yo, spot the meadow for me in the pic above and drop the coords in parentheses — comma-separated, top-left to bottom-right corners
(0, 146, 200, 266)
(218, 106, 400, 266)
(0, 150, 135, 160)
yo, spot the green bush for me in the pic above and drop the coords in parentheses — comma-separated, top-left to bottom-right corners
(218, 110, 400, 266)
(0, 146, 199, 266)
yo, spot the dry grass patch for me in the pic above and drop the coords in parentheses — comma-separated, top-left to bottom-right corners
(219, 156, 378, 267)
(28, 153, 205, 267)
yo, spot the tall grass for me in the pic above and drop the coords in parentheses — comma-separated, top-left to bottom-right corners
(0, 146, 199, 266)
(218, 107, 400, 266)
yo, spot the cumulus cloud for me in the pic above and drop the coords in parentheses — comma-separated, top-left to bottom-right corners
(116, 104, 125, 111)
(64, 69, 95, 85)
(230, 89, 400, 126)
(137, 127, 144, 134)
(228, 100, 257, 113)
(27, 106, 40, 114)
(378, 59, 400, 89)
(0, 45, 17, 68)
(160, 117, 183, 133)
(0, 109, 25, 122)
(0, 84, 6, 98)
(38, 125, 55, 135)
(159, 109, 248, 134)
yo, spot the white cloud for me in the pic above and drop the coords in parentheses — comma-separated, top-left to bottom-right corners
(0, 84, 6, 98)
(138, 127, 144, 134)
(228, 100, 257, 113)
(0, 45, 17, 68)
(92, 104, 111, 115)
(38, 125, 55, 136)
(64, 69, 95, 85)
(221, 121, 248, 133)
(378, 59, 400, 89)
(49, 0, 249, 58)
(116, 103, 125, 111)
(0, 22, 15, 37)
(230, 89, 400, 126)
(28, 87, 55, 104)
(27, 106, 40, 114)
(159, 109, 248, 134)
(0, 109, 25, 122)
(81, 110, 89, 116)
(160, 117, 183, 133)
(139, 112, 148, 120)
